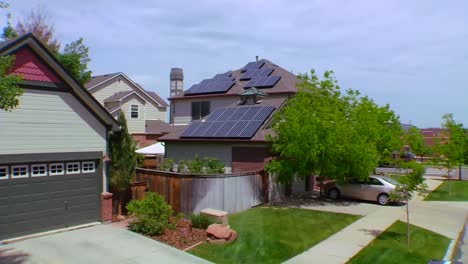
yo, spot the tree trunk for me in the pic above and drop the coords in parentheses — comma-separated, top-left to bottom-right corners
(459, 163, 462, 181)
(406, 190, 410, 248)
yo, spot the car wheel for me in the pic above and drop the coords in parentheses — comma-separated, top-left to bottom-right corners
(328, 188, 340, 200)
(377, 194, 389, 205)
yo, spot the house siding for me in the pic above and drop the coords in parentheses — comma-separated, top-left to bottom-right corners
(122, 97, 146, 133)
(165, 142, 268, 173)
(91, 77, 133, 106)
(0, 89, 107, 155)
(145, 104, 166, 121)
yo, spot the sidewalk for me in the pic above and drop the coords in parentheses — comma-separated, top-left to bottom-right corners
(286, 179, 468, 264)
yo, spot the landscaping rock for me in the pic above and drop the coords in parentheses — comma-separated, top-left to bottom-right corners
(207, 224, 232, 239)
(206, 224, 237, 244)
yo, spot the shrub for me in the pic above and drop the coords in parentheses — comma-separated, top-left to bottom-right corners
(126, 192, 174, 236)
(159, 158, 174, 172)
(190, 213, 215, 229)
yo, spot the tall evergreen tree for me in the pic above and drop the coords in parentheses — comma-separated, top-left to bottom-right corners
(109, 112, 137, 216)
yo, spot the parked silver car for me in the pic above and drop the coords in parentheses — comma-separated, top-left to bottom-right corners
(327, 175, 401, 205)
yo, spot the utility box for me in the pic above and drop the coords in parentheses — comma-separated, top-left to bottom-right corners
(201, 208, 229, 225)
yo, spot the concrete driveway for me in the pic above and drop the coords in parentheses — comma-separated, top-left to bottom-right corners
(0, 225, 210, 264)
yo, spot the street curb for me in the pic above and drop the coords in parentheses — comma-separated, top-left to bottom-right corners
(444, 216, 467, 261)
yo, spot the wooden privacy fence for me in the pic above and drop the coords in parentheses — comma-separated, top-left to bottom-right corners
(133, 168, 269, 216)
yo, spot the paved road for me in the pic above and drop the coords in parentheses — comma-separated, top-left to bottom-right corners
(0, 225, 210, 264)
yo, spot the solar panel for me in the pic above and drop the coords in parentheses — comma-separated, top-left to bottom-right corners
(244, 76, 281, 88)
(185, 79, 235, 95)
(181, 106, 276, 139)
(180, 122, 202, 137)
(241, 61, 265, 72)
(213, 71, 234, 80)
(240, 68, 274, 80)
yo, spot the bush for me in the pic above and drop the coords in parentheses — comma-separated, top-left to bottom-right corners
(190, 213, 215, 229)
(159, 158, 174, 172)
(126, 192, 174, 236)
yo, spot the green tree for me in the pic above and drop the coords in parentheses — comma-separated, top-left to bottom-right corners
(266, 70, 402, 195)
(0, 53, 22, 112)
(390, 161, 428, 248)
(434, 114, 465, 185)
(55, 38, 92, 85)
(404, 126, 431, 162)
(109, 112, 138, 216)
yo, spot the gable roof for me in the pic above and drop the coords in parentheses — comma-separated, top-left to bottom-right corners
(145, 120, 186, 135)
(86, 72, 169, 107)
(170, 59, 298, 100)
(103, 90, 142, 103)
(0, 33, 119, 131)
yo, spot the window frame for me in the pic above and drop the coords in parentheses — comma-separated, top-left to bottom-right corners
(31, 164, 48, 177)
(49, 163, 65, 176)
(66, 162, 81, 175)
(130, 104, 139, 119)
(191, 101, 210, 120)
(82, 161, 96, 173)
(11, 165, 29, 179)
(0, 166, 8, 180)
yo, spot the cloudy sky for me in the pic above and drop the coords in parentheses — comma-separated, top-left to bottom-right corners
(2, 0, 467, 127)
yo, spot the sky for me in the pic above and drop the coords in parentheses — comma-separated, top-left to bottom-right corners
(1, 0, 467, 127)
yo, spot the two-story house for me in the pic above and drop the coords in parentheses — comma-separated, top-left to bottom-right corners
(160, 59, 299, 173)
(85, 72, 169, 147)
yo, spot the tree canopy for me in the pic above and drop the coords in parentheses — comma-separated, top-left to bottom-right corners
(55, 38, 92, 85)
(266, 70, 402, 183)
(434, 114, 466, 167)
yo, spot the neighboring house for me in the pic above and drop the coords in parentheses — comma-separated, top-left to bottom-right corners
(0, 34, 119, 240)
(85, 72, 169, 147)
(420, 128, 447, 147)
(160, 59, 298, 173)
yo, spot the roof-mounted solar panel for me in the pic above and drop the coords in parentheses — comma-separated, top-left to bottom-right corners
(244, 76, 281, 89)
(180, 105, 275, 139)
(240, 68, 274, 81)
(184, 79, 235, 95)
(241, 61, 265, 73)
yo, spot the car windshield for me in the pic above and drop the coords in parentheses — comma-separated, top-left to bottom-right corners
(379, 176, 400, 186)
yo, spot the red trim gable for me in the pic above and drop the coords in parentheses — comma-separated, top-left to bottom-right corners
(9, 47, 62, 84)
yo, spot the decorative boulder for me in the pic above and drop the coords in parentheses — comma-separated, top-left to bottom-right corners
(206, 224, 237, 244)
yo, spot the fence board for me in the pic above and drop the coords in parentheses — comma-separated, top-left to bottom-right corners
(134, 168, 266, 216)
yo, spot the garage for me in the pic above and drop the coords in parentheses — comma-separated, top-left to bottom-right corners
(0, 152, 103, 240)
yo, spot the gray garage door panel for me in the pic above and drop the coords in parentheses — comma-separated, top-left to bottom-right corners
(0, 158, 101, 240)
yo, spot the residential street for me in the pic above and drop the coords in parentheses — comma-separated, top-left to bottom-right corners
(285, 178, 468, 264)
(0, 225, 210, 264)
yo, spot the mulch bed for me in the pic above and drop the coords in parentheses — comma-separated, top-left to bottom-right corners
(152, 219, 207, 250)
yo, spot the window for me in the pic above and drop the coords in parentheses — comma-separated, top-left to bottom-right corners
(31, 164, 48, 177)
(11, 165, 29, 178)
(50, 163, 64, 176)
(130, 104, 139, 119)
(191, 101, 210, 120)
(66, 162, 80, 174)
(368, 178, 383, 186)
(0, 166, 8, 180)
(82, 161, 96, 173)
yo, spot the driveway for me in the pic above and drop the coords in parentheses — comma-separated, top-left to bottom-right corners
(0, 225, 210, 264)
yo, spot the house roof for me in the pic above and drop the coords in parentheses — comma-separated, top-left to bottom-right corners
(0, 34, 119, 131)
(84, 72, 120, 89)
(145, 120, 187, 135)
(159, 97, 286, 142)
(86, 72, 169, 107)
(170, 59, 298, 101)
(103, 91, 135, 103)
(105, 105, 121, 114)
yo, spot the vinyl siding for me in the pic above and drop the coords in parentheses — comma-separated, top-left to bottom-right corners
(145, 104, 166, 121)
(172, 96, 239, 125)
(122, 97, 146, 133)
(0, 89, 107, 154)
(91, 77, 133, 106)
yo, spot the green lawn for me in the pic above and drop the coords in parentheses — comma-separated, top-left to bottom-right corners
(189, 207, 360, 264)
(425, 180, 468, 201)
(348, 221, 450, 264)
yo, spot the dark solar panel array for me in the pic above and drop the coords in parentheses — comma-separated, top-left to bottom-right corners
(184, 72, 235, 95)
(240, 68, 274, 81)
(241, 61, 265, 72)
(181, 106, 275, 138)
(244, 76, 281, 88)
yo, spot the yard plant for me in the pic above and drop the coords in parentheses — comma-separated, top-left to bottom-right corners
(190, 207, 360, 263)
(190, 213, 216, 229)
(126, 192, 174, 236)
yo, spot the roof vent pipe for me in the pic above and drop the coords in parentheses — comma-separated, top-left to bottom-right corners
(255, 56, 259, 62)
